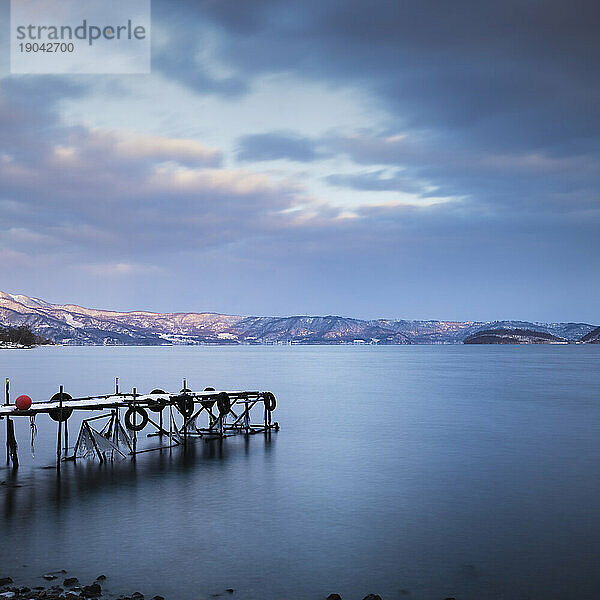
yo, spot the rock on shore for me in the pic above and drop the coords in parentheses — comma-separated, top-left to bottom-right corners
(0, 574, 164, 600)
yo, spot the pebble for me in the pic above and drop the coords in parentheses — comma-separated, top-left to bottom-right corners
(64, 579, 79, 588)
(0, 579, 13, 588)
(81, 583, 101, 597)
(326, 595, 342, 600)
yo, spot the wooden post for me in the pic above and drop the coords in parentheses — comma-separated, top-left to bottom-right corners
(132, 387, 137, 458)
(57, 385, 63, 469)
(184, 411, 188, 447)
(115, 382, 121, 459)
(169, 404, 173, 452)
(182, 379, 188, 446)
(264, 402, 268, 433)
(5, 378, 10, 465)
(5, 378, 18, 468)
(6, 419, 18, 468)
(109, 410, 115, 460)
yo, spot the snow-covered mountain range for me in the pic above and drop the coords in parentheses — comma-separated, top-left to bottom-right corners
(0, 291, 596, 345)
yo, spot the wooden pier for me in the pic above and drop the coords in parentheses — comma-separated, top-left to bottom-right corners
(0, 378, 278, 468)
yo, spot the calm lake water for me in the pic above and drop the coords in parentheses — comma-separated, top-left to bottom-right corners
(1, 345, 600, 600)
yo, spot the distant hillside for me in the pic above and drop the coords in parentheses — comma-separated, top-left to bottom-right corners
(580, 326, 600, 344)
(235, 315, 409, 344)
(0, 291, 596, 346)
(464, 328, 568, 345)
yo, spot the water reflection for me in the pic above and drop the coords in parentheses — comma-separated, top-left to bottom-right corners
(1, 432, 276, 520)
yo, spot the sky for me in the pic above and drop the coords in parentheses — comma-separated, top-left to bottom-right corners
(0, 0, 599, 322)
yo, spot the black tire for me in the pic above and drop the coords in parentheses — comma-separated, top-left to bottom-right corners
(217, 392, 231, 416)
(201, 388, 217, 409)
(264, 392, 276, 412)
(49, 392, 73, 422)
(125, 406, 149, 431)
(148, 389, 167, 412)
(176, 394, 194, 417)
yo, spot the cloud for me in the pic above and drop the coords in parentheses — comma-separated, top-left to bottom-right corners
(77, 262, 161, 277)
(149, 1, 600, 226)
(0, 77, 85, 161)
(323, 129, 600, 215)
(325, 169, 425, 194)
(0, 78, 318, 269)
(0, 247, 34, 267)
(151, 11, 248, 98)
(157, 0, 600, 155)
(236, 131, 319, 162)
(84, 130, 223, 167)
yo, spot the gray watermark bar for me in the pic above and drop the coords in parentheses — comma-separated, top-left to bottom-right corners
(11, 0, 151, 74)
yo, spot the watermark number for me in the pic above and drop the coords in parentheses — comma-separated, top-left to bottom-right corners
(19, 42, 75, 53)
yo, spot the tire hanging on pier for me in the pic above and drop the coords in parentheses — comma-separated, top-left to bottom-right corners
(176, 393, 194, 418)
(200, 388, 217, 409)
(49, 392, 74, 422)
(148, 389, 167, 413)
(217, 392, 231, 416)
(125, 406, 149, 431)
(263, 392, 276, 412)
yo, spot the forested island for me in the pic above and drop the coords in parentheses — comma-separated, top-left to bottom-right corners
(0, 325, 52, 348)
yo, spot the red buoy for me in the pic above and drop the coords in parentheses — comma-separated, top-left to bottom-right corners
(15, 395, 32, 410)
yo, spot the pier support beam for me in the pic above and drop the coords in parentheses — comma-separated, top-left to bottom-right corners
(5, 378, 10, 465)
(132, 387, 137, 459)
(57, 385, 64, 470)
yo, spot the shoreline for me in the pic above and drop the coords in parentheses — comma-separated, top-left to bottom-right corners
(0, 575, 397, 600)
